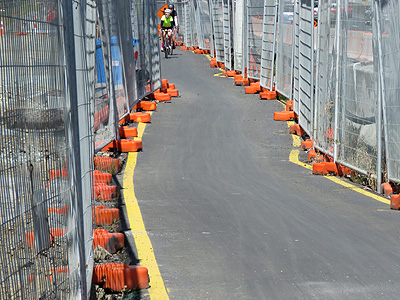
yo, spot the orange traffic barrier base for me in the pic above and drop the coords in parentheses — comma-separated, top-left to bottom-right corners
(250, 82, 262, 92)
(101, 140, 142, 153)
(224, 70, 237, 77)
(153, 92, 171, 101)
(137, 101, 156, 111)
(244, 86, 260, 94)
(286, 101, 294, 111)
(289, 124, 305, 137)
(210, 58, 218, 68)
(301, 139, 313, 151)
(161, 79, 169, 89)
(129, 112, 151, 123)
(273, 111, 296, 121)
(381, 182, 393, 198)
(180, 46, 188, 51)
(25, 228, 66, 249)
(48, 205, 69, 215)
(94, 206, 119, 225)
(93, 263, 149, 291)
(390, 194, 400, 210)
(234, 76, 250, 86)
(217, 62, 225, 69)
(94, 185, 118, 202)
(119, 126, 138, 138)
(308, 149, 317, 162)
(93, 229, 124, 254)
(259, 90, 277, 100)
(94, 156, 120, 173)
(167, 88, 179, 97)
(117, 140, 142, 152)
(312, 162, 339, 176)
(94, 170, 112, 185)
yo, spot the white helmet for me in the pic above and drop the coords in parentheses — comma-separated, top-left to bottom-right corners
(164, 9, 171, 14)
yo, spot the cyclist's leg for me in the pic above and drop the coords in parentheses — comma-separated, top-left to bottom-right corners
(168, 30, 173, 47)
(172, 27, 176, 48)
(161, 29, 166, 51)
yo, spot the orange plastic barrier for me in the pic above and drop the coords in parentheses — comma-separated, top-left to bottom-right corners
(93, 263, 149, 291)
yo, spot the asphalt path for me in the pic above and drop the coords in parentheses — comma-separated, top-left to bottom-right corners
(133, 49, 400, 300)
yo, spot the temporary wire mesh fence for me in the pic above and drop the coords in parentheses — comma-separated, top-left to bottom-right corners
(211, 0, 224, 62)
(295, 0, 314, 136)
(233, 0, 245, 73)
(259, 0, 277, 90)
(180, 0, 400, 188)
(223, 0, 233, 70)
(247, 0, 264, 79)
(0, 0, 161, 298)
(275, 0, 294, 98)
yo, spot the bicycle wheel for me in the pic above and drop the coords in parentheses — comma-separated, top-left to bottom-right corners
(169, 39, 173, 55)
(164, 44, 168, 59)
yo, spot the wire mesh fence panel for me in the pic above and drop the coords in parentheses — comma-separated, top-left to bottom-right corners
(171, 0, 186, 45)
(260, 0, 277, 90)
(379, 0, 400, 183)
(135, 0, 154, 98)
(314, 0, 337, 155)
(148, 0, 161, 92)
(95, 0, 118, 152)
(0, 0, 95, 298)
(183, 0, 196, 48)
(0, 0, 69, 298)
(211, 0, 224, 62)
(223, 0, 233, 69)
(247, 0, 264, 79)
(115, 0, 138, 110)
(275, 0, 294, 98)
(336, 0, 378, 174)
(193, 0, 210, 50)
(296, 0, 314, 136)
(233, 0, 245, 72)
(64, 1, 97, 297)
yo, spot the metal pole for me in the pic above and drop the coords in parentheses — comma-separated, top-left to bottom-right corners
(270, 0, 278, 90)
(333, 0, 341, 162)
(375, 1, 387, 192)
(290, 0, 297, 101)
(62, 0, 88, 298)
(313, 0, 322, 144)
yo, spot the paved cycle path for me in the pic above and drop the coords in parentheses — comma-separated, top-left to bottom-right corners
(132, 50, 400, 299)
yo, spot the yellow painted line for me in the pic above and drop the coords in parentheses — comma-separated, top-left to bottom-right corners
(282, 106, 389, 205)
(124, 111, 170, 300)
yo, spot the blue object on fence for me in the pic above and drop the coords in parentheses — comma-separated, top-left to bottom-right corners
(110, 36, 123, 87)
(96, 38, 106, 84)
(133, 38, 139, 47)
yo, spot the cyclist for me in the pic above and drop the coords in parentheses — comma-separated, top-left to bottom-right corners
(160, 8, 174, 52)
(168, 4, 178, 49)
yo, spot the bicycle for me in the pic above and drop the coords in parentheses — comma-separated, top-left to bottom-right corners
(162, 29, 173, 58)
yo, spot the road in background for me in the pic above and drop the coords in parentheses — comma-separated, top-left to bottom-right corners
(133, 49, 400, 299)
